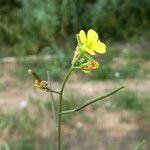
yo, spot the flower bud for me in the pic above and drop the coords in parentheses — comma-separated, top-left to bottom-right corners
(81, 60, 99, 71)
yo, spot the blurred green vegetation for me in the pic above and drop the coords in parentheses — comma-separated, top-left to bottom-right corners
(0, 142, 9, 150)
(6, 45, 148, 82)
(91, 46, 150, 80)
(0, 0, 150, 57)
(109, 90, 145, 110)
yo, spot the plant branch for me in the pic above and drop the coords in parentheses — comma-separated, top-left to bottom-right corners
(46, 88, 60, 94)
(61, 86, 124, 114)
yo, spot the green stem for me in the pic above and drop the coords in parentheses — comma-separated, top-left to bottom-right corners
(133, 140, 146, 150)
(57, 67, 73, 150)
(47, 89, 60, 94)
(61, 109, 75, 114)
(61, 86, 124, 114)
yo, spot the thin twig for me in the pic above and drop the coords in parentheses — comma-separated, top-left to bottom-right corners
(47, 71, 57, 127)
(61, 86, 124, 114)
(46, 89, 60, 94)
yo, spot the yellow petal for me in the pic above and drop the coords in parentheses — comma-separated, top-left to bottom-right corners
(93, 41, 106, 54)
(87, 29, 98, 43)
(79, 30, 87, 44)
(34, 80, 41, 88)
(83, 46, 95, 55)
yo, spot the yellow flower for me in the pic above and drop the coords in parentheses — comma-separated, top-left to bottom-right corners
(28, 69, 49, 91)
(78, 29, 106, 55)
(34, 80, 49, 91)
(81, 60, 99, 71)
(34, 79, 42, 88)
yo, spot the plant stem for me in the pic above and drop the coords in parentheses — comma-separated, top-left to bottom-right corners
(47, 89, 60, 94)
(47, 71, 57, 127)
(61, 86, 124, 114)
(61, 109, 76, 114)
(57, 67, 73, 150)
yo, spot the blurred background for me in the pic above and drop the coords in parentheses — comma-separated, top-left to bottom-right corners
(0, 0, 150, 149)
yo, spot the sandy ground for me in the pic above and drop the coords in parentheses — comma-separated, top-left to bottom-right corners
(0, 77, 150, 109)
(0, 61, 150, 150)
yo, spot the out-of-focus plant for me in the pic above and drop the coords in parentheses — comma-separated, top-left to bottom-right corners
(0, 0, 150, 56)
(28, 29, 124, 150)
(132, 140, 146, 150)
(0, 142, 9, 150)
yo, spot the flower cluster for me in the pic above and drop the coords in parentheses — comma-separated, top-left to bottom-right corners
(72, 29, 106, 73)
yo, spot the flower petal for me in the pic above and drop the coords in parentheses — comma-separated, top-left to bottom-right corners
(87, 29, 98, 43)
(93, 41, 106, 54)
(79, 30, 87, 44)
(34, 80, 41, 88)
(83, 46, 95, 55)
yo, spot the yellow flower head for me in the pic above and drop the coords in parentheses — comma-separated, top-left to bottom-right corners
(81, 60, 99, 71)
(34, 80, 49, 91)
(34, 79, 42, 88)
(78, 29, 106, 55)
